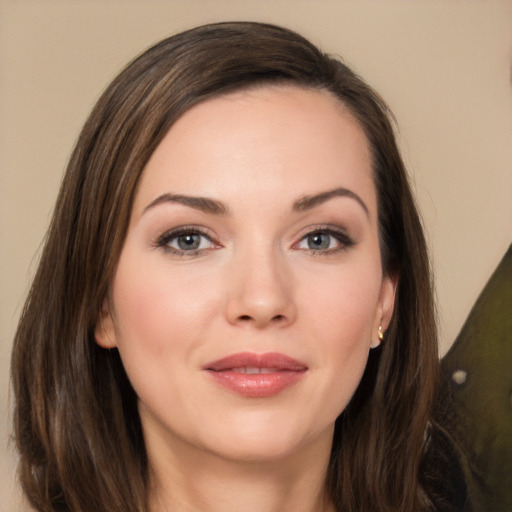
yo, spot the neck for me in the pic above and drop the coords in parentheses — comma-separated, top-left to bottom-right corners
(147, 428, 335, 512)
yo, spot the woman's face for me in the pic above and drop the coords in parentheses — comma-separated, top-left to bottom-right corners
(96, 85, 395, 464)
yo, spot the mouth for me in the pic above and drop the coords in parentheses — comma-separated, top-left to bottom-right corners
(229, 367, 287, 374)
(204, 352, 308, 398)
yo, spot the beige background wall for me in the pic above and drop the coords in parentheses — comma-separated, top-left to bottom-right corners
(1, 1, 511, 509)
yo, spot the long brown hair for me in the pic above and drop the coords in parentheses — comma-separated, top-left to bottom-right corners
(12, 22, 440, 511)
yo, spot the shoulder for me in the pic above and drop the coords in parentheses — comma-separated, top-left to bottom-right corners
(421, 423, 472, 512)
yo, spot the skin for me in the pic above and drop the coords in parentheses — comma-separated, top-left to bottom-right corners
(96, 85, 396, 512)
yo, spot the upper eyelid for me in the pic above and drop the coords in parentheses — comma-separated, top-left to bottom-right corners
(153, 223, 353, 247)
(156, 225, 218, 246)
(158, 225, 215, 237)
(292, 225, 354, 248)
(294, 224, 351, 238)
(154, 229, 220, 258)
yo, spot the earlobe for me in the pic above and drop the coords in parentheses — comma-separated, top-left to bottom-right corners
(370, 325, 385, 349)
(371, 274, 397, 348)
(94, 299, 117, 349)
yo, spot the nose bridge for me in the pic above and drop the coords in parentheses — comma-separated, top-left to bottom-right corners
(225, 236, 295, 328)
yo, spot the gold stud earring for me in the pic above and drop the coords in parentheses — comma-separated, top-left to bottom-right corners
(378, 325, 384, 341)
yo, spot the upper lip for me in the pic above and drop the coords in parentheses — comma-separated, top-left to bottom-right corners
(204, 352, 308, 372)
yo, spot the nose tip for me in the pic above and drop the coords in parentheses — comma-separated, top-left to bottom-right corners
(225, 253, 296, 329)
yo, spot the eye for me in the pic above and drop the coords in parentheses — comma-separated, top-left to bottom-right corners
(156, 227, 218, 255)
(301, 232, 334, 250)
(295, 228, 354, 253)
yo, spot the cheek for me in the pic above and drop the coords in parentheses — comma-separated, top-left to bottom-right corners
(110, 254, 220, 367)
(109, 256, 224, 422)
(296, 259, 381, 408)
(300, 259, 381, 343)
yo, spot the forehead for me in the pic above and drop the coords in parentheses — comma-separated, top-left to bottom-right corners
(133, 85, 375, 217)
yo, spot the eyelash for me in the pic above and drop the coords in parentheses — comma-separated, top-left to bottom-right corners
(155, 225, 354, 257)
(295, 226, 355, 255)
(155, 226, 219, 256)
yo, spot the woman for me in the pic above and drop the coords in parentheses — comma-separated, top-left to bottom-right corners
(11, 22, 468, 512)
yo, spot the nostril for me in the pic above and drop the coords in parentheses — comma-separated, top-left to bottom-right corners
(237, 314, 286, 323)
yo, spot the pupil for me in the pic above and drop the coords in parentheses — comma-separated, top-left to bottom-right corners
(308, 233, 329, 250)
(178, 234, 200, 250)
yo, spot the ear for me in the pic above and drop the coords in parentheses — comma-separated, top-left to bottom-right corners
(371, 274, 397, 348)
(94, 298, 117, 349)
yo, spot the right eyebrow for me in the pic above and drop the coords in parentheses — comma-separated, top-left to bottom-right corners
(143, 193, 230, 216)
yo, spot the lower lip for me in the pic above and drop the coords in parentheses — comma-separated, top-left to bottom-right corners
(206, 370, 306, 398)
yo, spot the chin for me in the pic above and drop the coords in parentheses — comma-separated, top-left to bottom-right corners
(201, 414, 334, 464)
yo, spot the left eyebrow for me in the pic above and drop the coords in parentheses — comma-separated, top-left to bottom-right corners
(292, 187, 369, 217)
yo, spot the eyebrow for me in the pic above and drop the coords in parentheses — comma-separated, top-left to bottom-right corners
(143, 187, 369, 217)
(143, 193, 229, 215)
(293, 187, 369, 216)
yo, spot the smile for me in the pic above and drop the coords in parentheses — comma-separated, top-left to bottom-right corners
(204, 352, 308, 398)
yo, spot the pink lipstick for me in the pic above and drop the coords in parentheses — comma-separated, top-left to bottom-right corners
(204, 352, 307, 398)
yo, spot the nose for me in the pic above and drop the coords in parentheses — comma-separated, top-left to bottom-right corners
(225, 246, 296, 329)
